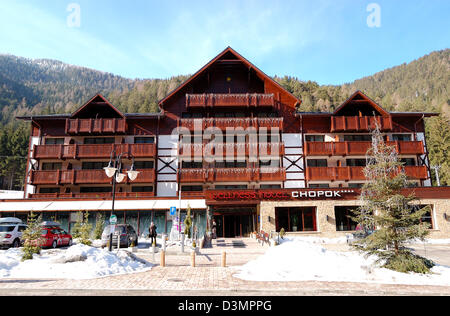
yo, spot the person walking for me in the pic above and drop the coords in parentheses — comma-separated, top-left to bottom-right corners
(149, 222, 157, 246)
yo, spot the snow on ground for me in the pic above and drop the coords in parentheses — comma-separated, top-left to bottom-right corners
(0, 244, 153, 279)
(234, 237, 450, 286)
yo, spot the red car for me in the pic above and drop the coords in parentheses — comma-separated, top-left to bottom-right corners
(40, 222, 73, 248)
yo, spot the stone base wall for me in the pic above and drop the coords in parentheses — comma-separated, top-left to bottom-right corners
(260, 198, 450, 240)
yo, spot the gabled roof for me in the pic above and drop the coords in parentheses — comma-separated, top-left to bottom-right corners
(71, 94, 125, 119)
(158, 46, 301, 108)
(333, 90, 390, 116)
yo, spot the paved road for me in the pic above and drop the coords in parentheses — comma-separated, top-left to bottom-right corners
(1, 238, 449, 296)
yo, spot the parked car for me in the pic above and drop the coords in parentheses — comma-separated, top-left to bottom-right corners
(0, 217, 27, 249)
(101, 224, 138, 248)
(346, 224, 375, 245)
(40, 221, 73, 248)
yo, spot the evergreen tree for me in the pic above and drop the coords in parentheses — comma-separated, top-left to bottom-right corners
(426, 115, 450, 186)
(184, 205, 192, 239)
(93, 213, 105, 240)
(21, 212, 43, 261)
(352, 124, 434, 273)
(78, 211, 93, 246)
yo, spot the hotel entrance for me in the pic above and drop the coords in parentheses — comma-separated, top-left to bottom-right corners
(213, 207, 257, 238)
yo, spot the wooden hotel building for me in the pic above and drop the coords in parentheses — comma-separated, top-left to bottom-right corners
(2, 47, 450, 240)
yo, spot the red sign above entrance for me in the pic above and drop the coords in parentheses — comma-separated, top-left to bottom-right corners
(206, 189, 359, 202)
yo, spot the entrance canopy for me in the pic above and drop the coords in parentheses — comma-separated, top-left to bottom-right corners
(0, 199, 206, 212)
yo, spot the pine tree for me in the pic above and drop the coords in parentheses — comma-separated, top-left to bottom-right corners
(352, 123, 434, 273)
(184, 205, 192, 239)
(93, 213, 105, 240)
(79, 212, 93, 246)
(21, 212, 44, 261)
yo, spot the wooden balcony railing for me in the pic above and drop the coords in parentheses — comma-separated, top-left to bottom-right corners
(330, 116, 393, 132)
(30, 169, 155, 185)
(65, 118, 126, 134)
(28, 192, 155, 199)
(305, 141, 424, 156)
(179, 117, 283, 131)
(179, 142, 285, 157)
(33, 143, 156, 159)
(178, 168, 286, 183)
(306, 166, 428, 182)
(186, 94, 275, 108)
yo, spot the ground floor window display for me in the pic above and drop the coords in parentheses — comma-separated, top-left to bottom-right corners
(275, 207, 317, 232)
(334, 206, 359, 232)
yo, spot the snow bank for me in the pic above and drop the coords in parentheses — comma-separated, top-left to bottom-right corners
(0, 244, 153, 279)
(234, 237, 450, 286)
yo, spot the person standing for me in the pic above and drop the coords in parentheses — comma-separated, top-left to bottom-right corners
(212, 219, 217, 239)
(149, 222, 157, 246)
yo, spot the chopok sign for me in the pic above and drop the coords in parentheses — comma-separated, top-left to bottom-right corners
(206, 189, 358, 202)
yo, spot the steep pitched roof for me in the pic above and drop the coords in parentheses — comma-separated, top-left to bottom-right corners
(71, 94, 125, 119)
(333, 90, 390, 116)
(158, 46, 301, 108)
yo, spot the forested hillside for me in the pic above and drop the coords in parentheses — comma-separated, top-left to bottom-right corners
(0, 49, 448, 190)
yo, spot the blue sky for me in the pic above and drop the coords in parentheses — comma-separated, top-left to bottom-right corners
(0, 0, 449, 85)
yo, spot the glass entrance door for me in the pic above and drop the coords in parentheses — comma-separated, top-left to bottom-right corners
(213, 207, 256, 238)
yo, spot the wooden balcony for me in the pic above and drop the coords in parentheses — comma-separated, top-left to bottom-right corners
(179, 142, 285, 157)
(28, 192, 155, 199)
(306, 166, 428, 182)
(330, 116, 393, 132)
(65, 118, 126, 135)
(305, 141, 424, 156)
(178, 168, 286, 183)
(30, 169, 155, 185)
(179, 117, 283, 131)
(33, 143, 156, 159)
(186, 94, 275, 108)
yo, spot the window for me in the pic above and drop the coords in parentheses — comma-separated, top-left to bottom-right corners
(305, 135, 325, 142)
(275, 207, 316, 232)
(215, 185, 248, 190)
(259, 160, 280, 167)
(257, 112, 278, 118)
(392, 134, 412, 141)
(343, 135, 372, 142)
(348, 183, 364, 188)
(181, 135, 202, 144)
(80, 187, 112, 193)
(84, 138, 115, 144)
(182, 112, 202, 118)
(412, 205, 433, 228)
(401, 158, 416, 166)
(41, 162, 62, 170)
(346, 159, 366, 167)
(259, 134, 280, 143)
(307, 159, 328, 167)
(215, 161, 247, 168)
(135, 137, 155, 144)
(182, 161, 203, 169)
(132, 186, 154, 193)
(39, 188, 60, 194)
(260, 184, 282, 189)
(82, 162, 109, 170)
(181, 185, 203, 192)
(335, 206, 359, 231)
(134, 161, 154, 169)
(309, 183, 329, 188)
(45, 138, 64, 145)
